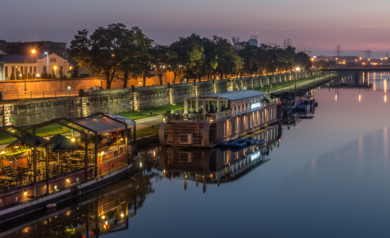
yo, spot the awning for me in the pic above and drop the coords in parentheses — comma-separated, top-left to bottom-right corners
(75, 116, 127, 134)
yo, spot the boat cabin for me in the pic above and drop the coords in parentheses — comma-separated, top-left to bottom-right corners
(159, 90, 282, 147)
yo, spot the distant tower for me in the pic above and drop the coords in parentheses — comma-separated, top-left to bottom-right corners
(283, 39, 293, 49)
(248, 32, 258, 47)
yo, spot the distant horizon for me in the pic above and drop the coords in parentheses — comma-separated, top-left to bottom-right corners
(2, 0, 390, 58)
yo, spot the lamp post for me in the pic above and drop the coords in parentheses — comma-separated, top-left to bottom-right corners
(44, 52, 49, 77)
(67, 86, 71, 119)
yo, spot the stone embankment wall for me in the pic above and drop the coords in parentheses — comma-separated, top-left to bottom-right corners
(1, 70, 321, 127)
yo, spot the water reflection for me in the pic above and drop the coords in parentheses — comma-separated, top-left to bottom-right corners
(159, 124, 282, 192)
(0, 164, 161, 238)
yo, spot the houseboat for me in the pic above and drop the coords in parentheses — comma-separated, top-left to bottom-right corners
(0, 113, 137, 224)
(159, 90, 282, 148)
(159, 123, 282, 190)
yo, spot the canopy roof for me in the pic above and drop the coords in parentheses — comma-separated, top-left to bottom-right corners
(7, 134, 42, 149)
(194, 90, 265, 101)
(75, 116, 127, 134)
(106, 114, 135, 127)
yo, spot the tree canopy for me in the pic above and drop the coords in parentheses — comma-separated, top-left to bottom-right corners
(70, 24, 312, 88)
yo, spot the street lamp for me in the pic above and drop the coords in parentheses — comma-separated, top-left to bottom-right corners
(54, 66, 57, 78)
(44, 52, 49, 77)
(67, 86, 71, 118)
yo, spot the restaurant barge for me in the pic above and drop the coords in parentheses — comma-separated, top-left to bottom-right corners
(0, 112, 137, 224)
(159, 90, 282, 148)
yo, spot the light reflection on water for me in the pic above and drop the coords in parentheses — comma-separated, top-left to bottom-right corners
(2, 72, 390, 237)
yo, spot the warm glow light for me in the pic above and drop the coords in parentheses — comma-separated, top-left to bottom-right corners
(71, 138, 75, 142)
(121, 213, 124, 218)
(296, 67, 300, 71)
(384, 80, 387, 94)
(70, 66, 73, 70)
(102, 215, 105, 219)
(37, 74, 40, 77)
(31, 49, 36, 54)
(358, 94, 361, 102)
(385, 95, 387, 103)
(54, 66, 57, 70)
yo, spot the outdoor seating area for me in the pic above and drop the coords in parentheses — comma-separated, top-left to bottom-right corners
(0, 113, 136, 206)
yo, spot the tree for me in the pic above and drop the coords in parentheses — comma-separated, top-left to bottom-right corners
(149, 45, 171, 85)
(170, 34, 206, 82)
(10, 73, 15, 80)
(71, 23, 133, 89)
(295, 52, 312, 69)
(71, 65, 79, 78)
(212, 36, 238, 80)
(166, 48, 180, 84)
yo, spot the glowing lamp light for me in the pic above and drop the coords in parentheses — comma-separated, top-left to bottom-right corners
(71, 138, 75, 142)
(296, 67, 300, 71)
(139, 81, 142, 85)
(101, 215, 105, 219)
(121, 213, 124, 218)
(31, 49, 36, 54)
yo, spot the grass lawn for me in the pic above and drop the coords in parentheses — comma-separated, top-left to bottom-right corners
(136, 124, 160, 138)
(118, 103, 184, 120)
(0, 123, 73, 146)
(253, 74, 327, 93)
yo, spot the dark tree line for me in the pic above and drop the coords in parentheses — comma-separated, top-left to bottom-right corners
(70, 23, 312, 89)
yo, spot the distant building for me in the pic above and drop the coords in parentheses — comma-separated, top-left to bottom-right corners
(0, 53, 70, 80)
(248, 36, 258, 47)
(0, 61, 4, 81)
(1, 40, 67, 57)
(0, 40, 5, 52)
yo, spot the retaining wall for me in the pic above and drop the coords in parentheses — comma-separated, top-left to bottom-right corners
(1, 70, 320, 127)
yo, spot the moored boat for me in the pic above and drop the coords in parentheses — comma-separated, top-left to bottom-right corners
(0, 113, 137, 224)
(159, 90, 282, 148)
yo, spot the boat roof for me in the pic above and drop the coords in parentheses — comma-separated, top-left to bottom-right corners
(75, 115, 127, 134)
(196, 90, 266, 101)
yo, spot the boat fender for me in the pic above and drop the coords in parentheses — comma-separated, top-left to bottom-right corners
(46, 203, 57, 209)
(184, 114, 189, 119)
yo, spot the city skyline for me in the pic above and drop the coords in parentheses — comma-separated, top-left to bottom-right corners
(1, 0, 390, 58)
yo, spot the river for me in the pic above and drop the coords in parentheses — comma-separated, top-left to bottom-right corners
(1, 71, 390, 237)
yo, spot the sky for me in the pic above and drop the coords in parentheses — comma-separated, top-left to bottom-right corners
(1, 0, 390, 58)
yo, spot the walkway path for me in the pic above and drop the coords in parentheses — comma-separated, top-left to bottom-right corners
(271, 74, 334, 93)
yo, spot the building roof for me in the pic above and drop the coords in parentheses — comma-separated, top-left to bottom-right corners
(0, 54, 47, 63)
(199, 90, 265, 101)
(75, 115, 128, 134)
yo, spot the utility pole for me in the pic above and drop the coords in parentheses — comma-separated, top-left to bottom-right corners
(364, 50, 372, 62)
(335, 45, 341, 68)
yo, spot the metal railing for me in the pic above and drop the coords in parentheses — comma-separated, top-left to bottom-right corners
(2, 90, 79, 100)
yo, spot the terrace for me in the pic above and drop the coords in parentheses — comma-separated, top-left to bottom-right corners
(0, 113, 136, 206)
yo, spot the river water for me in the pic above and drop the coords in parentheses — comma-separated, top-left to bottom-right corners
(1, 72, 390, 238)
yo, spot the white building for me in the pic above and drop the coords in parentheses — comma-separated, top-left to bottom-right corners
(248, 36, 258, 47)
(0, 53, 70, 80)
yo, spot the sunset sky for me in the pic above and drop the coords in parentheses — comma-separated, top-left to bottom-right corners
(1, 0, 390, 57)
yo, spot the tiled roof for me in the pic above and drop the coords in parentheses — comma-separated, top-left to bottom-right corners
(0, 54, 46, 63)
